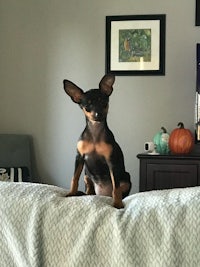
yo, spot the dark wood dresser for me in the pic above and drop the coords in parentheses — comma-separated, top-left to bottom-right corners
(137, 153, 200, 192)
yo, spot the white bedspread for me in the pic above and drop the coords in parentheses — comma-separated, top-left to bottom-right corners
(0, 182, 200, 267)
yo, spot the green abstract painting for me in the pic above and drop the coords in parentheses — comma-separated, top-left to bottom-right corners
(119, 29, 151, 62)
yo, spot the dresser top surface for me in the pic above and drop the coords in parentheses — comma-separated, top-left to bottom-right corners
(137, 153, 200, 160)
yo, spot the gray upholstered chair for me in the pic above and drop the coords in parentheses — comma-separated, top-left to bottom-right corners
(0, 134, 35, 181)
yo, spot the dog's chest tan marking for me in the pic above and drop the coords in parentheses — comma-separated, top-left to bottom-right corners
(77, 141, 94, 155)
(77, 140, 112, 160)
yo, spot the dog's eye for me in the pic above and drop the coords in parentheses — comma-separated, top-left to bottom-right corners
(98, 98, 108, 108)
(100, 102, 107, 109)
(85, 106, 91, 112)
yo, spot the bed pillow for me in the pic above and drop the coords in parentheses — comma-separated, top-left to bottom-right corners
(0, 167, 30, 182)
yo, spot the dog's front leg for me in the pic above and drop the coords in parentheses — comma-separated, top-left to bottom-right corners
(96, 143, 124, 208)
(109, 168, 124, 209)
(66, 151, 84, 196)
(106, 160, 124, 209)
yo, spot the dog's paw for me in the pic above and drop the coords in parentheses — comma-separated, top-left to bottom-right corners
(66, 193, 74, 197)
(113, 201, 124, 209)
(66, 191, 86, 197)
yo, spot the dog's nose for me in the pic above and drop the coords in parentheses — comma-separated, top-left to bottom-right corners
(93, 112, 102, 121)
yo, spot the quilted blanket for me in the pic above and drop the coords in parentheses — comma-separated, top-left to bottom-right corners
(0, 182, 200, 267)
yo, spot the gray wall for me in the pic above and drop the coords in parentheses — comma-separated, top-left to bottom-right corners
(0, 0, 199, 193)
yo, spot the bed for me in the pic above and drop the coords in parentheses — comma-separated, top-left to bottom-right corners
(0, 134, 200, 267)
(1, 183, 200, 267)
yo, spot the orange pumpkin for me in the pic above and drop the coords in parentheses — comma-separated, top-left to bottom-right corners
(169, 122, 194, 154)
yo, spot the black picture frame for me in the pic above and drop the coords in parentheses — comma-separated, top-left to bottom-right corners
(196, 0, 200, 26)
(106, 14, 166, 76)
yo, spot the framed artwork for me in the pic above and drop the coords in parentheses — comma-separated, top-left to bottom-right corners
(106, 14, 166, 76)
(196, 0, 200, 26)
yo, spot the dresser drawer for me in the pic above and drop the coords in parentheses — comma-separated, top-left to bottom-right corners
(137, 153, 200, 192)
(146, 163, 198, 190)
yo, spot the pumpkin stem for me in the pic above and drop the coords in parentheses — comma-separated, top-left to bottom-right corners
(177, 122, 184, 129)
(161, 127, 167, 133)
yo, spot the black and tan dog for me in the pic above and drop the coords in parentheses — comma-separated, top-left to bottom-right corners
(63, 74, 131, 208)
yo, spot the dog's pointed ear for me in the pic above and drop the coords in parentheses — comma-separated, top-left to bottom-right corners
(99, 74, 115, 96)
(63, 80, 84, 104)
